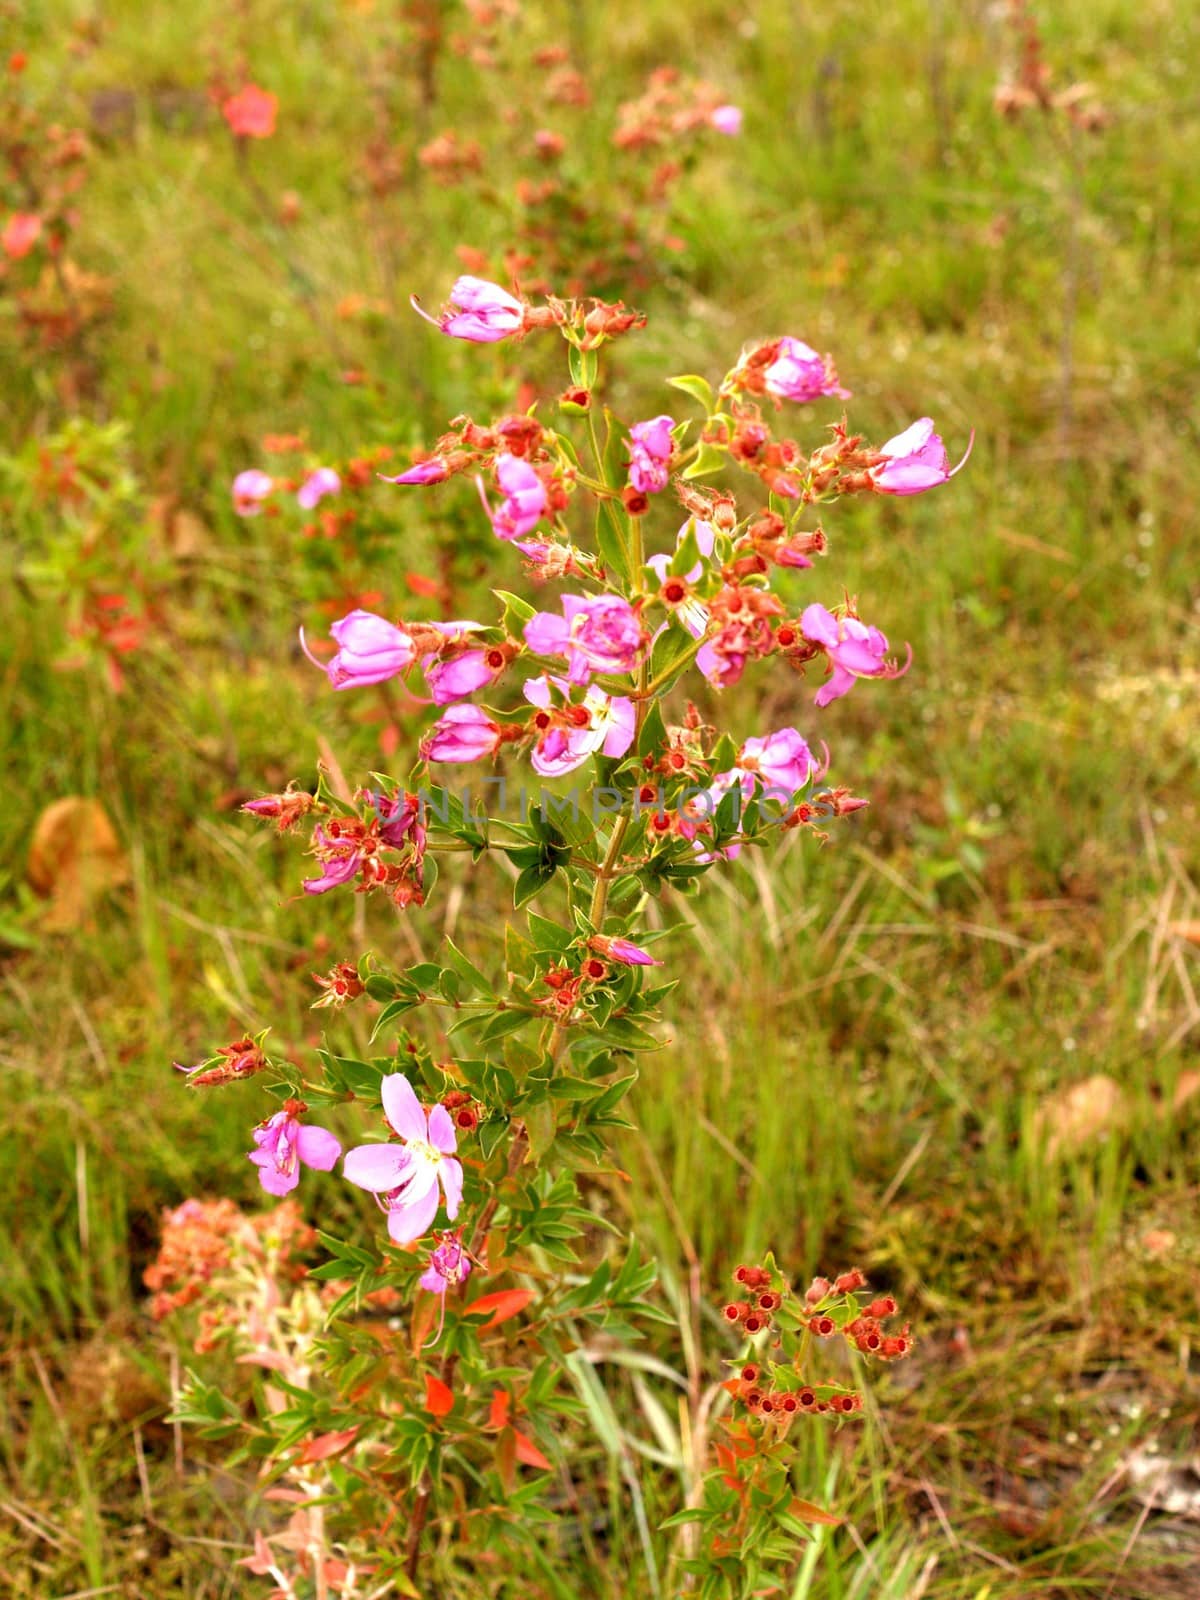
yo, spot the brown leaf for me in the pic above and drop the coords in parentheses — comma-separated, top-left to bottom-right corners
(1172, 1071, 1200, 1114)
(787, 1497, 843, 1527)
(27, 797, 130, 931)
(1169, 922, 1200, 947)
(1034, 1073, 1128, 1157)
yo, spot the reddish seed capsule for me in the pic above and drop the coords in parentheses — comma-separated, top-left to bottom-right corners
(797, 1388, 816, 1409)
(722, 1302, 747, 1324)
(757, 1291, 781, 1311)
(743, 1388, 763, 1411)
(740, 1364, 759, 1383)
(805, 1276, 832, 1306)
(865, 1296, 897, 1319)
(834, 1268, 867, 1293)
(743, 1314, 764, 1334)
(779, 1393, 799, 1414)
(810, 1315, 836, 1338)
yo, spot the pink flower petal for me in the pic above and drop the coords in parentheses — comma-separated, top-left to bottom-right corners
(381, 1073, 429, 1143)
(387, 1182, 440, 1244)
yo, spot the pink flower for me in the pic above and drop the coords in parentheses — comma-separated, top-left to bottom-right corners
(232, 469, 273, 516)
(379, 459, 449, 485)
(297, 467, 341, 509)
(627, 415, 675, 495)
(302, 827, 362, 895)
(413, 276, 524, 343)
(2, 212, 42, 260)
(302, 609, 416, 690)
(763, 338, 850, 403)
(800, 603, 911, 706)
(737, 729, 817, 793)
(421, 703, 504, 762)
(709, 104, 743, 136)
(420, 1231, 472, 1294)
(696, 640, 746, 688)
(589, 935, 662, 967)
(426, 648, 500, 704)
(343, 1073, 463, 1245)
(524, 594, 644, 684)
(870, 417, 973, 495)
(222, 84, 278, 140)
(523, 677, 636, 777)
(480, 454, 547, 541)
(249, 1100, 342, 1197)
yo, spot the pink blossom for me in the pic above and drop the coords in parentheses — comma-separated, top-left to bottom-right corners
(709, 104, 743, 136)
(737, 729, 817, 793)
(763, 338, 850, 403)
(2, 212, 42, 259)
(870, 417, 973, 495)
(420, 1231, 472, 1294)
(627, 415, 675, 495)
(479, 454, 548, 542)
(343, 1074, 463, 1245)
(524, 594, 643, 684)
(696, 640, 746, 688)
(421, 703, 504, 762)
(800, 603, 910, 707)
(413, 276, 524, 343)
(426, 648, 500, 704)
(302, 609, 416, 690)
(302, 827, 362, 895)
(523, 676, 636, 777)
(590, 935, 662, 967)
(222, 84, 277, 139)
(379, 459, 449, 485)
(297, 467, 341, 509)
(232, 469, 274, 516)
(249, 1101, 341, 1196)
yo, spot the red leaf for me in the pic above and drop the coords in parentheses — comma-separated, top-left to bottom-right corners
(788, 1497, 843, 1527)
(425, 1374, 455, 1417)
(464, 1288, 534, 1329)
(405, 571, 442, 599)
(488, 1388, 511, 1430)
(512, 1428, 551, 1471)
(296, 1426, 359, 1465)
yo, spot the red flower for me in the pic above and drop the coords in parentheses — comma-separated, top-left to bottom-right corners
(222, 84, 278, 140)
(3, 212, 42, 260)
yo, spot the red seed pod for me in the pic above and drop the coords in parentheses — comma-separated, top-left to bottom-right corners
(759, 1396, 775, 1415)
(740, 1364, 759, 1384)
(805, 1276, 832, 1306)
(810, 1315, 836, 1338)
(778, 1393, 800, 1414)
(797, 1388, 817, 1410)
(743, 1388, 763, 1411)
(743, 1314, 765, 1335)
(722, 1302, 749, 1324)
(756, 1291, 781, 1312)
(834, 1268, 867, 1293)
(864, 1296, 898, 1320)
(833, 1393, 860, 1415)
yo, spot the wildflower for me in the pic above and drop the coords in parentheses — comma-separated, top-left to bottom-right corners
(343, 1073, 463, 1244)
(737, 729, 818, 794)
(709, 104, 743, 135)
(413, 275, 525, 343)
(523, 676, 636, 777)
(312, 961, 365, 1009)
(302, 826, 363, 894)
(524, 594, 644, 683)
(480, 454, 548, 542)
(763, 338, 850, 403)
(421, 703, 505, 763)
(588, 935, 662, 967)
(297, 467, 341, 509)
(627, 415, 676, 495)
(232, 469, 273, 516)
(2, 212, 42, 259)
(302, 609, 416, 690)
(222, 84, 278, 140)
(249, 1099, 342, 1196)
(379, 458, 450, 485)
(420, 1231, 472, 1294)
(241, 784, 317, 832)
(425, 647, 502, 705)
(800, 603, 910, 707)
(869, 417, 973, 495)
(177, 1034, 269, 1088)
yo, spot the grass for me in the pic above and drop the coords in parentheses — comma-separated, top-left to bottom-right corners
(2, 0, 1200, 1593)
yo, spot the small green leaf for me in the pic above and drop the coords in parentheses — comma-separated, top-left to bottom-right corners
(666, 374, 714, 410)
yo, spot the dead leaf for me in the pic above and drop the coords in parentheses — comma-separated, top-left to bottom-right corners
(27, 797, 130, 931)
(1034, 1073, 1128, 1157)
(787, 1497, 843, 1527)
(1173, 1071, 1200, 1114)
(1169, 922, 1200, 947)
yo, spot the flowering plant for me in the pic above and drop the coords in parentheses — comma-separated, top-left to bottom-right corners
(168, 276, 967, 1593)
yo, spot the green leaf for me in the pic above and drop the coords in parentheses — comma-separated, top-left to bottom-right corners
(666, 374, 714, 410)
(441, 937, 491, 994)
(682, 441, 727, 480)
(514, 861, 557, 908)
(637, 699, 666, 759)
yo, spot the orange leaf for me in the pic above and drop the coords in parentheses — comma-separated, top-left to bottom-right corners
(464, 1288, 534, 1329)
(512, 1428, 551, 1471)
(425, 1374, 454, 1418)
(296, 1426, 359, 1465)
(27, 797, 130, 931)
(788, 1497, 843, 1527)
(488, 1388, 510, 1430)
